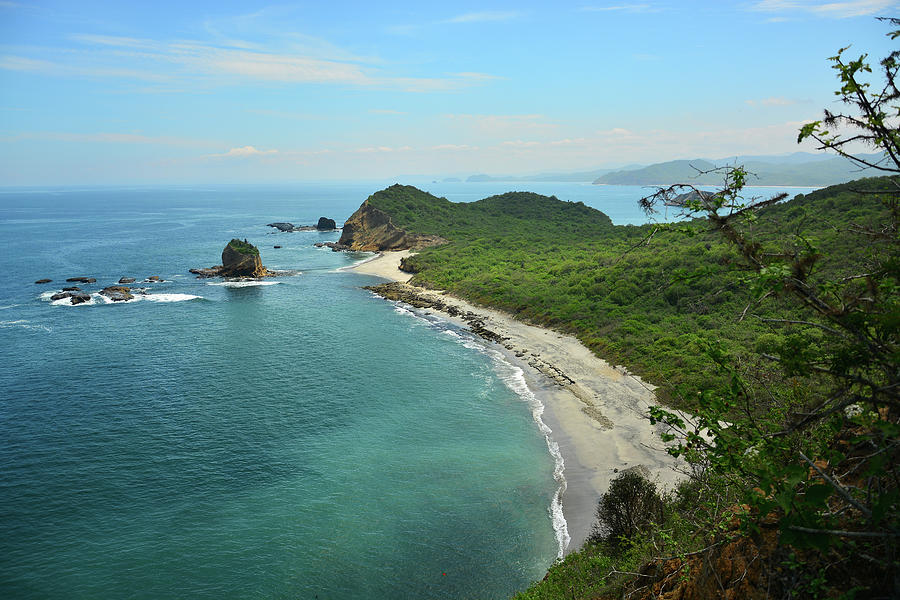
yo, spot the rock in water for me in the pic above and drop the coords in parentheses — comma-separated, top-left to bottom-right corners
(118, 277, 136, 284)
(100, 286, 134, 302)
(316, 217, 337, 230)
(35, 278, 52, 284)
(267, 222, 297, 232)
(191, 239, 271, 278)
(220, 239, 269, 277)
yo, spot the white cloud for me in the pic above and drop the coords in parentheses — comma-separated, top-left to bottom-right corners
(431, 144, 478, 151)
(209, 145, 278, 158)
(750, 0, 895, 18)
(445, 11, 521, 23)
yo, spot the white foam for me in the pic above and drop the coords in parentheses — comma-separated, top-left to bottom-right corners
(0, 303, 21, 310)
(0, 319, 51, 332)
(50, 294, 98, 306)
(207, 280, 280, 287)
(143, 293, 202, 302)
(391, 301, 571, 557)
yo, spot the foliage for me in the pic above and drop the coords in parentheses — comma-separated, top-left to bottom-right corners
(227, 238, 259, 255)
(368, 179, 893, 408)
(637, 21, 899, 597)
(587, 470, 665, 553)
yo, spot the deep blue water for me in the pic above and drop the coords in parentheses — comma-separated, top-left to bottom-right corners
(0, 182, 816, 599)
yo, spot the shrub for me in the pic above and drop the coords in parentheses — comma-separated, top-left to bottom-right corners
(588, 470, 665, 554)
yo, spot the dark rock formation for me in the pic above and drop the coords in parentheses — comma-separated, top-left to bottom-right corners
(338, 202, 446, 251)
(364, 282, 509, 345)
(118, 277, 136, 284)
(190, 239, 271, 279)
(269, 219, 339, 232)
(62, 286, 81, 291)
(35, 279, 52, 284)
(274, 245, 282, 249)
(267, 222, 302, 232)
(146, 276, 160, 282)
(314, 241, 351, 251)
(316, 217, 337, 230)
(100, 286, 134, 302)
(51, 291, 91, 304)
(66, 276, 97, 283)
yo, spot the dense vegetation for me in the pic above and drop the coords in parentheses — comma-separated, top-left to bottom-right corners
(367, 23, 898, 598)
(368, 178, 891, 407)
(227, 238, 259, 255)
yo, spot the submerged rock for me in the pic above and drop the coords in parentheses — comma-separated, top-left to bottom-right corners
(118, 277, 136, 284)
(35, 278, 52, 284)
(66, 276, 97, 284)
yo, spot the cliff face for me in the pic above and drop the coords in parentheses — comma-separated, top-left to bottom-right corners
(338, 201, 446, 251)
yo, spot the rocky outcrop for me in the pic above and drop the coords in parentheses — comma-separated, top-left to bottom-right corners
(338, 202, 446, 251)
(35, 279, 52, 284)
(100, 286, 134, 302)
(268, 218, 338, 232)
(66, 276, 96, 284)
(268, 222, 306, 232)
(314, 241, 350, 251)
(118, 277, 136, 284)
(316, 217, 337, 230)
(190, 239, 272, 278)
(51, 291, 91, 304)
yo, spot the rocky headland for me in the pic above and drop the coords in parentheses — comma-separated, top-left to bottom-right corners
(337, 199, 446, 251)
(190, 239, 272, 278)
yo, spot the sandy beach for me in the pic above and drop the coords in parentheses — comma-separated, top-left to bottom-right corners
(350, 251, 684, 552)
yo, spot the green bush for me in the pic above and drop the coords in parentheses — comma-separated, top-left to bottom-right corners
(588, 470, 665, 554)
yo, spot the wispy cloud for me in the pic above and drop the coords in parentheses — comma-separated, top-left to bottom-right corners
(444, 11, 521, 23)
(1, 34, 496, 92)
(0, 131, 215, 147)
(580, 4, 658, 13)
(745, 96, 805, 106)
(750, 0, 895, 18)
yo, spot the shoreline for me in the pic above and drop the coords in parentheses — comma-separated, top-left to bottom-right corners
(348, 251, 684, 553)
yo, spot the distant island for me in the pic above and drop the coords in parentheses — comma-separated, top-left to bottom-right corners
(454, 151, 884, 187)
(592, 152, 885, 186)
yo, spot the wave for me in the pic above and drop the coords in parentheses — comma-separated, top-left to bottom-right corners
(207, 280, 281, 287)
(43, 291, 203, 306)
(392, 301, 571, 557)
(0, 319, 52, 333)
(142, 293, 202, 302)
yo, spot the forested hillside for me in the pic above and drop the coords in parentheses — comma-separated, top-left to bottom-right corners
(367, 178, 892, 407)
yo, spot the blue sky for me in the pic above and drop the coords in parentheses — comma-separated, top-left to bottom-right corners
(0, 0, 896, 184)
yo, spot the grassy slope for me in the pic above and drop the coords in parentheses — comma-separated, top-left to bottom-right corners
(369, 179, 892, 406)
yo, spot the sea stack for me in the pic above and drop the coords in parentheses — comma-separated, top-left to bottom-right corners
(190, 239, 271, 278)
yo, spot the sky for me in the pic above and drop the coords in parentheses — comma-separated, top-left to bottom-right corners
(0, 0, 897, 184)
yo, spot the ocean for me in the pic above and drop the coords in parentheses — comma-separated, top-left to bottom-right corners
(0, 181, 817, 599)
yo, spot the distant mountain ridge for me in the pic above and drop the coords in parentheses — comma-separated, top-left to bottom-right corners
(593, 153, 885, 187)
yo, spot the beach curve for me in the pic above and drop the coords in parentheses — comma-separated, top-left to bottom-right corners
(349, 251, 684, 553)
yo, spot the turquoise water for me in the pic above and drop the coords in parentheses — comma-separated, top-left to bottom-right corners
(0, 182, 816, 599)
